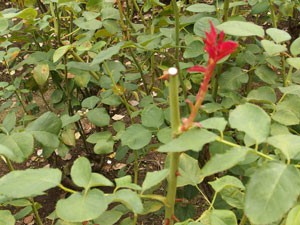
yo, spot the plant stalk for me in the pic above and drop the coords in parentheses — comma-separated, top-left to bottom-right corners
(164, 68, 181, 225)
(129, 48, 149, 94)
(268, 0, 277, 28)
(239, 214, 248, 225)
(284, 66, 293, 87)
(133, 151, 139, 184)
(30, 199, 43, 225)
(223, 0, 230, 21)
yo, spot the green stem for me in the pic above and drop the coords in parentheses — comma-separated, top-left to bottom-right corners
(54, 3, 61, 45)
(63, 55, 72, 116)
(133, 214, 138, 225)
(211, 75, 218, 102)
(103, 61, 135, 114)
(3, 156, 14, 171)
(239, 214, 248, 225)
(30, 199, 43, 225)
(133, 151, 139, 184)
(231, 0, 238, 16)
(140, 194, 168, 205)
(223, 0, 230, 21)
(268, 0, 277, 28)
(284, 66, 293, 87)
(172, 0, 188, 100)
(39, 89, 52, 112)
(165, 68, 181, 225)
(132, 0, 147, 28)
(117, 0, 135, 30)
(195, 185, 211, 206)
(211, 65, 222, 101)
(195, 193, 216, 222)
(49, 2, 58, 38)
(129, 48, 149, 94)
(58, 184, 77, 194)
(216, 137, 240, 147)
(68, 11, 74, 43)
(149, 52, 156, 90)
(250, 149, 274, 161)
(75, 119, 90, 153)
(246, 69, 254, 94)
(14, 90, 29, 114)
(208, 193, 217, 211)
(36, 0, 47, 14)
(70, 50, 100, 80)
(215, 0, 221, 20)
(216, 137, 274, 160)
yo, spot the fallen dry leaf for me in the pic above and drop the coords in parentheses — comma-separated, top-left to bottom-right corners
(23, 214, 33, 224)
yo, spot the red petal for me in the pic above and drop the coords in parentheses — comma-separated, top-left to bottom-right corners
(205, 45, 216, 59)
(208, 21, 217, 41)
(204, 22, 217, 46)
(187, 65, 207, 73)
(218, 31, 225, 45)
(216, 41, 238, 61)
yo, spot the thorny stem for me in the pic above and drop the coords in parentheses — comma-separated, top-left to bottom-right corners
(165, 68, 181, 225)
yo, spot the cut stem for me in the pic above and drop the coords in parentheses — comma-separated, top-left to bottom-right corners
(164, 68, 181, 225)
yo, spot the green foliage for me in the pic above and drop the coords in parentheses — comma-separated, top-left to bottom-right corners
(70, 157, 113, 190)
(1, 0, 300, 224)
(56, 189, 108, 222)
(0, 168, 61, 198)
(0, 210, 15, 225)
(121, 124, 152, 150)
(229, 103, 271, 144)
(245, 162, 300, 224)
(158, 128, 217, 152)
